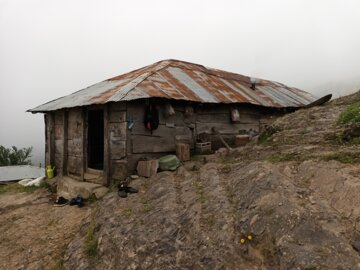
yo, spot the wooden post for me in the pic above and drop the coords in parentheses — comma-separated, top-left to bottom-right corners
(62, 110, 68, 176)
(44, 115, 49, 167)
(49, 112, 55, 167)
(103, 104, 110, 186)
(81, 108, 86, 181)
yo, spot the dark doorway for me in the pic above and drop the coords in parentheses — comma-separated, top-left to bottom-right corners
(88, 109, 104, 170)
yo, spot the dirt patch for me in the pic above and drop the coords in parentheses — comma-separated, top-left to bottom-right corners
(0, 188, 92, 270)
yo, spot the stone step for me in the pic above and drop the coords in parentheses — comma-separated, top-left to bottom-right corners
(57, 176, 108, 200)
(84, 172, 103, 185)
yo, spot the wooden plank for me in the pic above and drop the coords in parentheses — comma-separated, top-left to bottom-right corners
(68, 156, 82, 175)
(54, 154, 62, 173)
(55, 140, 63, 156)
(196, 104, 229, 115)
(44, 115, 50, 166)
(54, 111, 63, 125)
(196, 113, 230, 123)
(62, 110, 68, 176)
(175, 126, 193, 143)
(111, 160, 127, 181)
(103, 104, 110, 186)
(110, 140, 126, 159)
(54, 124, 63, 140)
(49, 112, 55, 167)
(127, 101, 176, 125)
(109, 101, 126, 111)
(81, 108, 86, 181)
(196, 122, 259, 135)
(109, 111, 126, 123)
(132, 135, 175, 153)
(259, 116, 275, 124)
(131, 123, 175, 137)
(239, 113, 260, 124)
(67, 108, 82, 140)
(68, 138, 82, 157)
(110, 122, 127, 140)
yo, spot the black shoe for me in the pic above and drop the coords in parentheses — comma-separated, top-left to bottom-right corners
(119, 183, 127, 191)
(126, 186, 138, 193)
(75, 196, 84, 207)
(69, 198, 77, 206)
(118, 190, 128, 198)
(54, 196, 69, 206)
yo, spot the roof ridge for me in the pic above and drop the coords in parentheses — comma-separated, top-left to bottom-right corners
(107, 60, 174, 102)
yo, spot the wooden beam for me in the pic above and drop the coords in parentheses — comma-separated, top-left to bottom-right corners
(81, 108, 86, 181)
(211, 127, 231, 152)
(62, 110, 68, 176)
(49, 112, 55, 167)
(103, 104, 110, 186)
(44, 115, 49, 167)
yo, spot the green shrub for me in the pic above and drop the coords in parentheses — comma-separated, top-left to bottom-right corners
(258, 126, 279, 144)
(337, 101, 360, 124)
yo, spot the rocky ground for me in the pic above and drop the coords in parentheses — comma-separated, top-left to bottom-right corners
(1, 91, 360, 269)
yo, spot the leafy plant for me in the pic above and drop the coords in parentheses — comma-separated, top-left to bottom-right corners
(258, 126, 279, 144)
(337, 101, 360, 124)
(0, 145, 33, 166)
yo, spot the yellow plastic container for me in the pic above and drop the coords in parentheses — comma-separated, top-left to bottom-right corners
(46, 165, 55, 178)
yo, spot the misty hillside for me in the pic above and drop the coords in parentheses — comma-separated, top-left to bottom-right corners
(2, 90, 360, 270)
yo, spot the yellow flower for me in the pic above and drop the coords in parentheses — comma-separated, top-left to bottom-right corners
(240, 238, 245, 244)
(247, 235, 252, 240)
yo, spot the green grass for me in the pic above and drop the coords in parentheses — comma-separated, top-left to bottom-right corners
(337, 101, 360, 124)
(84, 222, 98, 257)
(121, 207, 133, 218)
(258, 126, 279, 144)
(321, 152, 360, 164)
(0, 181, 50, 194)
(268, 153, 297, 163)
(140, 199, 153, 214)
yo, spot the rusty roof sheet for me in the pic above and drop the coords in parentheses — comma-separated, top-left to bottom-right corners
(28, 59, 317, 112)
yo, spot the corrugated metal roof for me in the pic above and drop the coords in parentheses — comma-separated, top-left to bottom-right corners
(28, 59, 317, 112)
(0, 165, 45, 182)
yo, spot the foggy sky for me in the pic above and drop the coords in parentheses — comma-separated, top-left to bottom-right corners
(1, 0, 360, 165)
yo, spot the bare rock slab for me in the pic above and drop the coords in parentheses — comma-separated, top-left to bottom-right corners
(57, 176, 108, 199)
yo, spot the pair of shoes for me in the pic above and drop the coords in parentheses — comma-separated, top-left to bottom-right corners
(118, 183, 139, 198)
(118, 189, 127, 198)
(69, 195, 84, 207)
(54, 196, 69, 207)
(126, 186, 138, 193)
